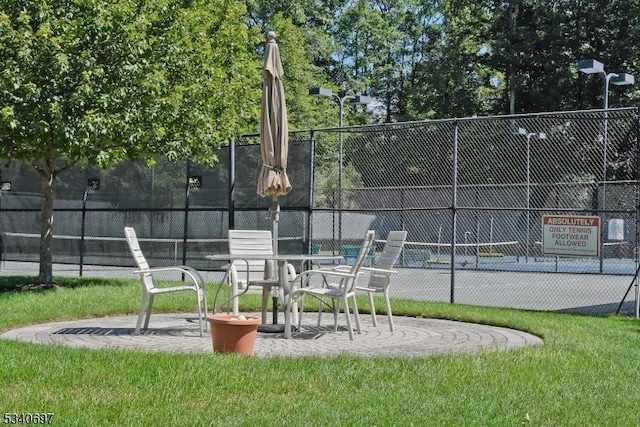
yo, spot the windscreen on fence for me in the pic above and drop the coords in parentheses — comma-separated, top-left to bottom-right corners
(1, 109, 639, 315)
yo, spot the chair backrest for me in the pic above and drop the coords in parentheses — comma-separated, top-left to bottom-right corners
(369, 231, 407, 289)
(348, 230, 376, 275)
(228, 230, 274, 284)
(125, 227, 149, 270)
(375, 231, 407, 270)
(124, 227, 154, 291)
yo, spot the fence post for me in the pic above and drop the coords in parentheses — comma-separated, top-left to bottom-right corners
(228, 137, 235, 231)
(182, 161, 191, 270)
(450, 121, 459, 303)
(79, 188, 87, 277)
(306, 131, 315, 254)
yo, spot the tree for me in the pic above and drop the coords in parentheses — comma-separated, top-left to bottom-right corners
(0, 0, 262, 284)
(484, 0, 640, 114)
(407, 0, 498, 119)
(266, 13, 335, 130)
(243, 3, 345, 129)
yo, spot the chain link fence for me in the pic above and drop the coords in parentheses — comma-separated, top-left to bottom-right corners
(315, 107, 640, 314)
(1, 108, 638, 314)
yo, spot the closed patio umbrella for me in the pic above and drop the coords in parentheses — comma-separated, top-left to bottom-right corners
(258, 31, 291, 256)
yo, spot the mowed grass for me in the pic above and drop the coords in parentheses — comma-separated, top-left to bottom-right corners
(1, 276, 639, 426)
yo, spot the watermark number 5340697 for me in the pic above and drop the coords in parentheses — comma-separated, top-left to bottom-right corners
(3, 413, 54, 424)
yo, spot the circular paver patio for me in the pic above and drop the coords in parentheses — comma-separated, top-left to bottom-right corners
(0, 312, 542, 358)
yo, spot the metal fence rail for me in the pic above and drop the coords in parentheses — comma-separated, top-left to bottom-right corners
(1, 108, 638, 315)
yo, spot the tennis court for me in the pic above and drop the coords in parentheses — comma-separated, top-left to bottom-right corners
(2, 254, 636, 317)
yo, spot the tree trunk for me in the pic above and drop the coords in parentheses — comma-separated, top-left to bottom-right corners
(38, 166, 55, 284)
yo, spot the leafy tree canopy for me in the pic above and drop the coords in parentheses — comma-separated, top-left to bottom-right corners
(0, 0, 262, 171)
(0, 0, 263, 283)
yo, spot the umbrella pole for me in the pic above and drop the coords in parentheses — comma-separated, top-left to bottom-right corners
(258, 197, 285, 333)
(271, 196, 279, 255)
(271, 196, 279, 325)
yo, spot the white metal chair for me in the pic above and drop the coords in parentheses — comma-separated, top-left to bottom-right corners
(225, 230, 296, 323)
(356, 231, 407, 331)
(124, 227, 208, 336)
(285, 230, 375, 340)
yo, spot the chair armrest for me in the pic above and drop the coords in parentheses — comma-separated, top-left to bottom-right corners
(296, 269, 357, 281)
(360, 267, 398, 275)
(316, 265, 351, 273)
(286, 262, 297, 281)
(134, 266, 204, 287)
(227, 264, 262, 289)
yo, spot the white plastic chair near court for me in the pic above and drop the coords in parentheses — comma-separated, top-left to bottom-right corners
(124, 227, 208, 336)
(356, 230, 407, 331)
(285, 230, 376, 340)
(225, 230, 296, 323)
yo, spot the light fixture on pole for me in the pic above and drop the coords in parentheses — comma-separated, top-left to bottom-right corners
(578, 60, 635, 190)
(578, 59, 634, 272)
(309, 87, 371, 250)
(512, 127, 546, 263)
(80, 178, 100, 277)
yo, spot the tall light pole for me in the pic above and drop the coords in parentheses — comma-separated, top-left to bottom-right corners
(578, 59, 634, 203)
(79, 178, 100, 277)
(309, 87, 371, 251)
(578, 59, 634, 272)
(513, 127, 546, 263)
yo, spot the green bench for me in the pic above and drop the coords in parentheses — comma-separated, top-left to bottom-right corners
(401, 248, 433, 267)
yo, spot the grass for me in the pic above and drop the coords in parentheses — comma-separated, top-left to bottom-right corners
(1, 276, 640, 426)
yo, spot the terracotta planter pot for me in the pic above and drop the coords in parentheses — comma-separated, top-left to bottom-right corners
(207, 314, 261, 355)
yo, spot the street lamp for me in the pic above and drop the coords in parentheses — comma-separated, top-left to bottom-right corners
(578, 59, 634, 196)
(309, 87, 372, 250)
(578, 59, 634, 272)
(80, 178, 100, 277)
(512, 127, 546, 263)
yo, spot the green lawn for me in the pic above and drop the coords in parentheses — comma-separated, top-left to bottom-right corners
(1, 276, 639, 426)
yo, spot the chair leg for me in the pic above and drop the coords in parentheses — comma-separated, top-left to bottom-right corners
(332, 300, 339, 332)
(200, 288, 209, 332)
(143, 294, 155, 329)
(384, 288, 394, 332)
(351, 295, 361, 334)
(282, 287, 297, 327)
(342, 296, 354, 341)
(297, 294, 306, 330)
(317, 297, 325, 326)
(261, 286, 271, 324)
(284, 292, 294, 339)
(367, 291, 378, 327)
(195, 289, 204, 337)
(135, 293, 149, 335)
